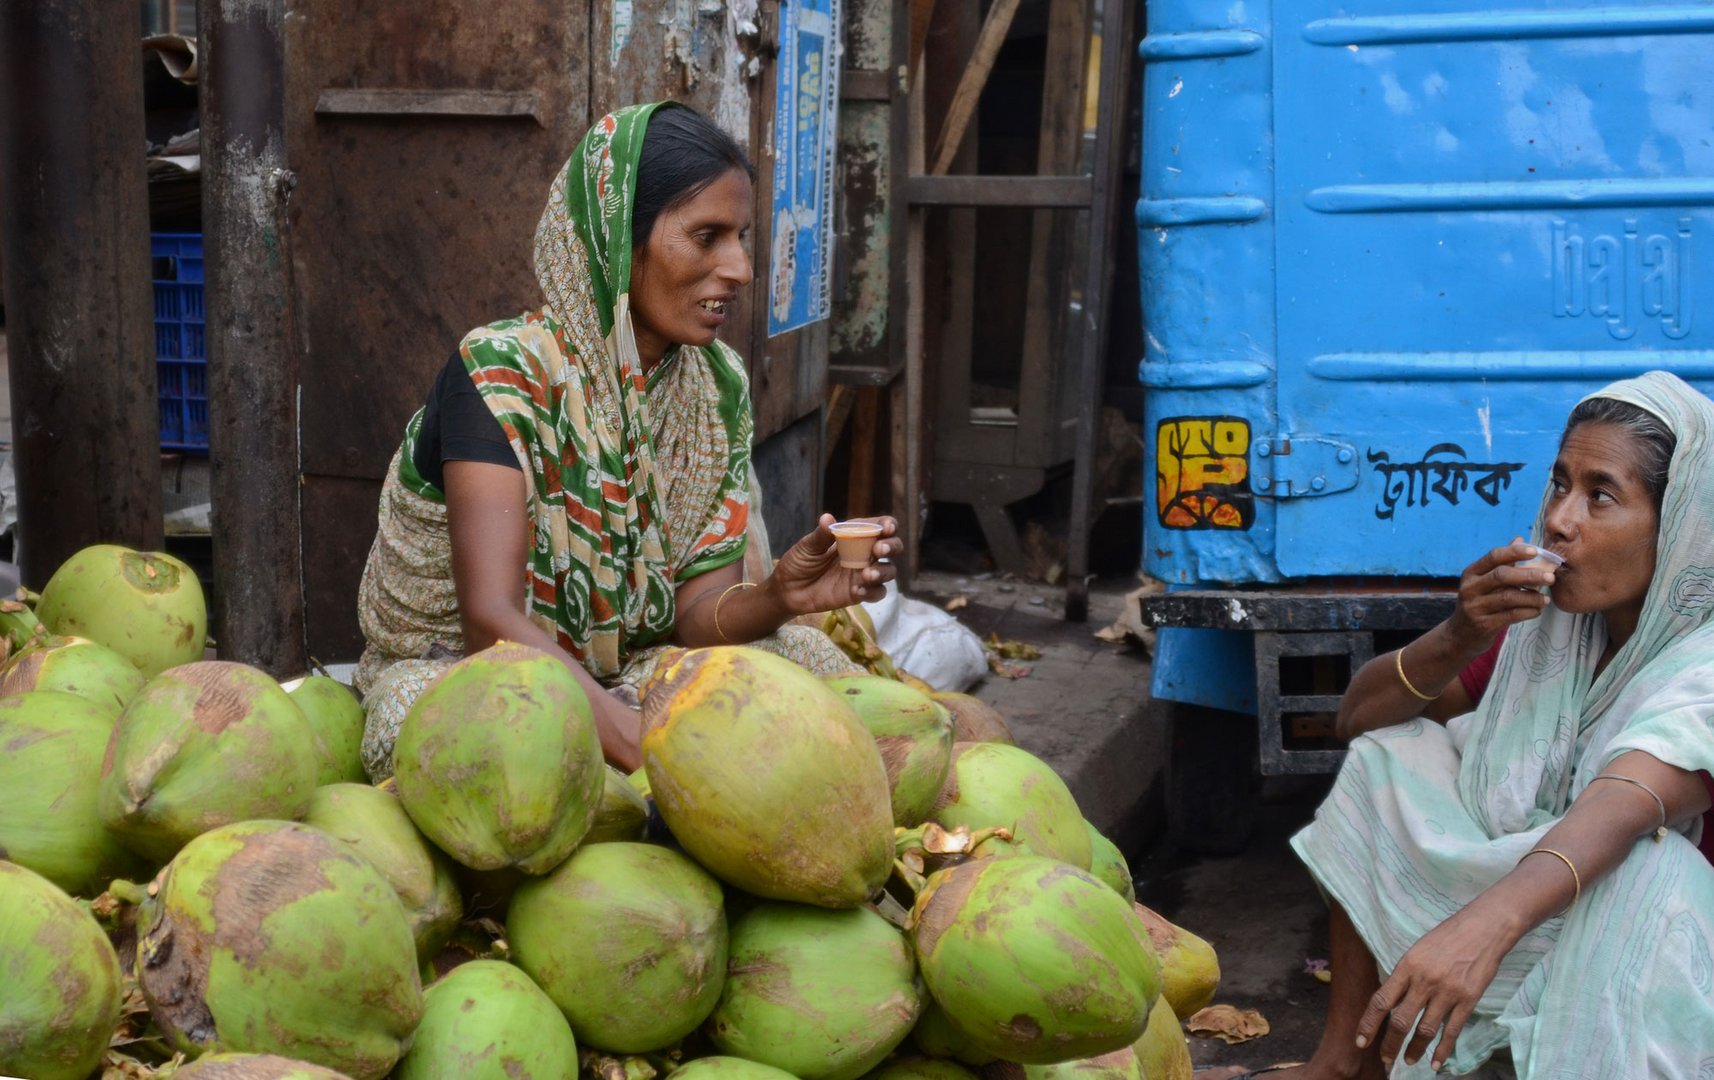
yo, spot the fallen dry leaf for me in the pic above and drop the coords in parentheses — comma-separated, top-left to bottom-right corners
(944, 594, 970, 612)
(1186, 1004, 1271, 1044)
(1093, 622, 1129, 643)
(985, 633, 1042, 660)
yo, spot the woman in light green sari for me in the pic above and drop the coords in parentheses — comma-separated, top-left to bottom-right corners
(1257, 372, 1714, 1079)
(353, 103, 890, 780)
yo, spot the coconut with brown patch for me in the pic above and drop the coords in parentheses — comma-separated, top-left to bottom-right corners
(509, 841, 726, 1053)
(36, 544, 207, 678)
(0, 860, 123, 1080)
(1131, 903, 1220, 1018)
(931, 692, 1016, 745)
(0, 691, 148, 896)
(640, 646, 894, 907)
(135, 820, 422, 1079)
(909, 856, 1161, 1065)
(393, 960, 577, 1080)
(301, 783, 462, 963)
(172, 1053, 356, 1079)
(98, 661, 320, 862)
(707, 902, 923, 1080)
(824, 673, 955, 827)
(932, 743, 1092, 870)
(393, 642, 603, 875)
(0, 635, 145, 716)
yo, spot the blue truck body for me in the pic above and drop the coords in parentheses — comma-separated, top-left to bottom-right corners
(1138, 1, 1714, 724)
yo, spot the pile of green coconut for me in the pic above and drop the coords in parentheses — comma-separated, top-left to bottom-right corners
(0, 544, 1221, 1080)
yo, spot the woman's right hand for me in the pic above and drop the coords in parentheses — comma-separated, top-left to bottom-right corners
(1444, 537, 1556, 655)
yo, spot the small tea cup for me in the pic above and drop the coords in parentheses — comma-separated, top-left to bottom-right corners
(830, 520, 884, 569)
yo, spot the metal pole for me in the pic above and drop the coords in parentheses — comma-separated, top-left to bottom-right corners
(1063, 0, 1135, 622)
(200, 0, 306, 674)
(0, 0, 163, 585)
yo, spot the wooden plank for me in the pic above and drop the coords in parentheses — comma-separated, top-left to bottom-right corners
(909, 0, 938, 79)
(315, 88, 543, 122)
(824, 383, 856, 467)
(1016, 0, 1092, 462)
(840, 68, 892, 100)
(928, 0, 1023, 176)
(846, 388, 881, 516)
(829, 363, 900, 386)
(901, 174, 1093, 207)
(1064, 2, 1138, 622)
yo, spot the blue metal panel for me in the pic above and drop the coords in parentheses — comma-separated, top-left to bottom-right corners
(1141, 0, 1714, 585)
(1150, 626, 1259, 715)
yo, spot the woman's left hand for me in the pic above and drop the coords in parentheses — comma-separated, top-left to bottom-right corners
(1355, 904, 1514, 1072)
(769, 514, 899, 616)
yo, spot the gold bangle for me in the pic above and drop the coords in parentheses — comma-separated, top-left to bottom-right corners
(1394, 645, 1437, 702)
(1587, 773, 1671, 842)
(1521, 847, 1581, 916)
(713, 581, 758, 645)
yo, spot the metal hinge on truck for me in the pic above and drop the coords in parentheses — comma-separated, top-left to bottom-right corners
(1252, 435, 1359, 498)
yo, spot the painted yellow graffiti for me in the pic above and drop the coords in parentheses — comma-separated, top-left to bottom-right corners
(1156, 417, 1254, 530)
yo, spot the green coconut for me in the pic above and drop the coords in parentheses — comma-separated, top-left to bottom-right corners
(983, 1046, 1144, 1080)
(0, 691, 148, 895)
(394, 960, 577, 1080)
(627, 765, 652, 797)
(98, 660, 319, 862)
(173, 1053, 356, 1079)
(1132, 903, 1220, 1018)
(930, 692, 1015, 745)
(862, 1059, 980, 1080)
(1086, 823, 1135, 903)
(136, 820, 423, 1079)
(824, 674, 955, 827)
(931, 742, 1091, 870)
(37, 543, 206, 677)
(0, 860, 123, 1080)
(1128, 995, 1192, 1080)
(585, 764, 650, 843)
(671, 1060, 800, 1080)
(281, 675, 367, 785)
(394, 642, 603, 874)
(707, 903, 922, 1080)
(641, 647, 894, 907)
(509, 841, 726, 1053)
(908, 1000, 995, 1065)
(910, 856, 1160, 1065)
(302, 783, 463, 962)
(0, 635, 145, 716)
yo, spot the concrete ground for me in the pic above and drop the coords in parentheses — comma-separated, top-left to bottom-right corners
(910, 567, 1330, 1074)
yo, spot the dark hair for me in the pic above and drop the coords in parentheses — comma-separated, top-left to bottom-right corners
(1561, 396, 1676, 506)
(632, 105, 754, 250)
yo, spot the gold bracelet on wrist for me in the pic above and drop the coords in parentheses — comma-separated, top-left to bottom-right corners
(713, 581, 758, 645)
(1520, 847, 1581, 916)
(1394, 643, 1438, 702)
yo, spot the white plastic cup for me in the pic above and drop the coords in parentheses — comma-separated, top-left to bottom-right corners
(1519, 547, 1564, 593)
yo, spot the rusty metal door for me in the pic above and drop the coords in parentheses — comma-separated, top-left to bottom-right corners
(287, 0, 827, 659)
(285, 0, 590, 659)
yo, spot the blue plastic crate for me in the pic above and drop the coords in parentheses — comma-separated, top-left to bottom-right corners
(152, 232, 207, 451)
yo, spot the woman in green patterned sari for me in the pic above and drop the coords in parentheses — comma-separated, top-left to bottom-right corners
(353, 103, 892, 779)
